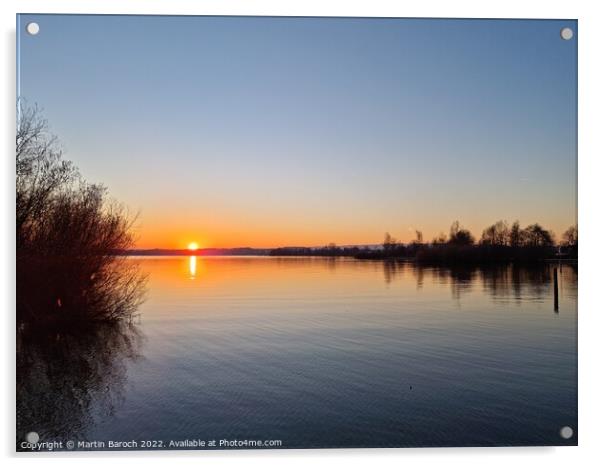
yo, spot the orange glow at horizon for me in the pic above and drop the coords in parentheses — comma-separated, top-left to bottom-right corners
(132, 214, 576, 250)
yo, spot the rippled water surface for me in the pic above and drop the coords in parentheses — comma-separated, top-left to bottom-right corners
(18, 257, 578, 448)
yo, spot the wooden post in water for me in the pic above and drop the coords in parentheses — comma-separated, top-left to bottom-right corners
(553, 267, 559, 312)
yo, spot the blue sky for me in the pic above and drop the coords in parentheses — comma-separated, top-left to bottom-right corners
(17, 15, 577, 248)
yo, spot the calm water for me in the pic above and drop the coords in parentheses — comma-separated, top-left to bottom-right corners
(17, 257, 577, 449)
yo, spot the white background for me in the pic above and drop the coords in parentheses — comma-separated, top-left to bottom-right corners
(2, 1, 601, 465)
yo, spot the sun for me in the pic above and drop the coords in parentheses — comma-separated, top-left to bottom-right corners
(187, 242, 199, 251)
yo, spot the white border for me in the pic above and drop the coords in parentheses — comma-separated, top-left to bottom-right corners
(2, 1, 601, 465)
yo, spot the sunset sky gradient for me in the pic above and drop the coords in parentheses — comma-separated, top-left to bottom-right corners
(18, 15, 577, 248)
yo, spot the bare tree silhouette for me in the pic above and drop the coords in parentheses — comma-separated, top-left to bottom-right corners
(481, 220, 510, 246)
(561, 225, 578, 258)
(509, 221, 522, 247)
(562, 226, 578, 247)
(448, 221, 475, 246)
(16, 103, 146, 326)
(414, 230, 423, 245)
(521, 224, 554, 247)
(17, 321, 144, 445)
(431, 232, 447, 245)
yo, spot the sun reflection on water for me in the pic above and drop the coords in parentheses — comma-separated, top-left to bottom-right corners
(188, 256, 197, 279)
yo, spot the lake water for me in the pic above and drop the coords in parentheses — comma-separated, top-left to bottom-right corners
(17, 257, 577, 449)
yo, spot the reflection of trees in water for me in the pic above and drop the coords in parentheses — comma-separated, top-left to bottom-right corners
(16, 322, 144, 446)
(381, 261, 577, 303)
(448, 268, 477, 301)
(480, 266, 549, 302)
(416, 267, 477, 300)
(558, 263, 578, 296)
(324, 256, 338, 272)
(413, 264, 424, 290)
(479, 265, 577, 303)
(383, 260, 407, 285)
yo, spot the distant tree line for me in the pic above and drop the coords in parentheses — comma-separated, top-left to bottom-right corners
(270, 243, 365, 257)
(380, 220, 575, 263)
(270, 220, 577, 264)
(412, 220, 577, 264)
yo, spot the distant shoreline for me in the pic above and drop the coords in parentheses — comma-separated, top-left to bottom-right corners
(117, 245, 577, 265)
(118, 248, 272, 256)
(117, 246, 381, 257)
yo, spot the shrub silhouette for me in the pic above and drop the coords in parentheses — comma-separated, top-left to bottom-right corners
(562, 226, 578, 247)
(448, 221, 475, 246)
(521, 223, 554, 247)
(561, 225, 578, 258)
(16, 103, 146, 326)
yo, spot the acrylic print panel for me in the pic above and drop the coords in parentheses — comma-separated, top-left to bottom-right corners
(16, 15, 577, 451)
